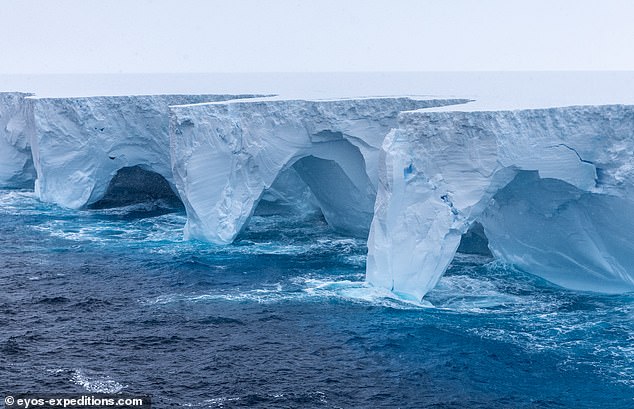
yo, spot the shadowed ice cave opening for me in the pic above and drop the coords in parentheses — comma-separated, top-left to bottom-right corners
(292, 155, 375, 238)
(254, 167, 321, 217)
(457, 222, 492, 257)
(248, 134, 376, 239)
(15, 153, 37, 189)
(89, 166, 184, 216)
(240, 167, 331, 243)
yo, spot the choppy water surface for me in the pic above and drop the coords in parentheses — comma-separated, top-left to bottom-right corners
(1, 189, 632, 408)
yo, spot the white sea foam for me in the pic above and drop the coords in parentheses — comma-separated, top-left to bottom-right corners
(143, 277, 432, 310)
(70, 369, 126, 393)
(202, 397, 241, 407)
(426, 275, 525, 312)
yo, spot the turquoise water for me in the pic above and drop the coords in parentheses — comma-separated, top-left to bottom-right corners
(1, 189, 632, 408)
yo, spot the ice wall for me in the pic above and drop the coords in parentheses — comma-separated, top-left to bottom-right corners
(6, 85, 630, 299)
(169, 97, 468, 243)
(0, 92, 35, 187)
(31, 94, 258, 209)
(367, 105, 634, 299)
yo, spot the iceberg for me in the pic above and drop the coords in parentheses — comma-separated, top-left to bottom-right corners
(366, 105, 634, 299)
(169, 97, 468, 243)
(0, 92, 35, 188)
(30, 94, 258, 209)
(2, 71, 632, 299)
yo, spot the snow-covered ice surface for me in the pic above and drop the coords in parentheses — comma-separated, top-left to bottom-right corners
(4, 72, 465, 98)
(1, 72, 633, 108)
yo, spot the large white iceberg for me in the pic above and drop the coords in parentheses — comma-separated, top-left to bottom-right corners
(30, 94, 257, 209)
(169, 97, 467, 243)
(0, 92, 35, 188)
(367, 105, 634, 299)
(3, 73, 632, 299)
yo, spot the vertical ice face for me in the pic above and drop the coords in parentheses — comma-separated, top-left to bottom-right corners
(30, 94, 258, 209)
(4, 85, 632, 298)
(169, 97, 469, 243)
(367, 105, 634, 300)
(0, 92, 35, 188)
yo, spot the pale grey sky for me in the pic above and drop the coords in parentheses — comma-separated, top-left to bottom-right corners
(1, 0, 633, 74)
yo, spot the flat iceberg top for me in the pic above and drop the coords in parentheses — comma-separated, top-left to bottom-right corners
(407, 72, 634, 112)
(25, 93, 265, 101)
(168, 94, 461, 108)
(169, 96, 470, 114)
(399, 103, 634, 124)
(2, 72, 633, 110)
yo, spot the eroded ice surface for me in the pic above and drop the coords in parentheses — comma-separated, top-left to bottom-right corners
(367, 105, 634, 299)
(2, 72, 634, 298)
(169, 97, 467, 243)
(0, 92, 35, 188)
(30, 94, 258, 209)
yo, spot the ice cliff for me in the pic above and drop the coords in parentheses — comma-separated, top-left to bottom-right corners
(31, 94, 258, 208)
(2, 85, 632, 299)
(0, 92, 35, 188)
(367, 105, 634, 299)
(169, 97, 467, 243)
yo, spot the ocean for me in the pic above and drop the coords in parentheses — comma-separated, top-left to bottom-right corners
(1, 189, 632, 408)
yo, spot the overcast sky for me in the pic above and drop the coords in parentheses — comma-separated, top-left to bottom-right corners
(1, 0, 633, 74)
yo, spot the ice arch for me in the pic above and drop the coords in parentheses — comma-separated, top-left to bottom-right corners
(30, 94, 260, 209)
(367, 105, 634, 300)
(172, 124, 375, 242)
(169, 97, 466, 243)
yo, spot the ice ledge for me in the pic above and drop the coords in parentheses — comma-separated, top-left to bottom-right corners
(367, 104, 634, 299)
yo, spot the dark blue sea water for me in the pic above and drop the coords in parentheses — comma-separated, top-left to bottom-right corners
(1, 189, 632, 408)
